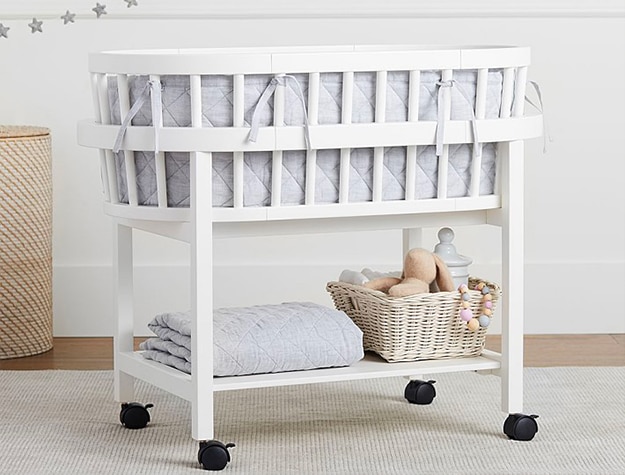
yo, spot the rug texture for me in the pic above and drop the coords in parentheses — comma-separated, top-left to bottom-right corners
(0, 367, 623, 474)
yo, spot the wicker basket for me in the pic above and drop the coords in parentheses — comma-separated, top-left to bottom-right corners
(0, 126, 53, 359)
(326, 277, 500, 363)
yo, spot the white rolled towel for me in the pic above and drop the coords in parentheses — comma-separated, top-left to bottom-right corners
(338, 269, 369, 285)
(339, 268, 402, 285)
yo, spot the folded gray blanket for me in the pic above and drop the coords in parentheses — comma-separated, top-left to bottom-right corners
(139, 302, 364, 377)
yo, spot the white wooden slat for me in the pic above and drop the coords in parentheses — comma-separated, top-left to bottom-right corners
(341, 72, 354, 119)
(116, 74, 139, 207)
(493, 143, 503, 198)
(91, 73, 111, 202)
(408, 70, 421, 122)
(375, 71, 387, 123)
(155, 153, 168, 208)
(405, 145, 417, 201)
(232, 74, 245, 127)
(305, 72, 320, 205)
(147, 74, 168, 208)
(305, 150, 318, 206)
(405, 70, 421, 201)
(271, 76, 285, 207)
(339, 71, 354, 204)
(98, 151, 112, 202)
(437, 69, 453, 199)
(273, 76, 286, 126)
(104, 154, 119, 204)
(96, 73, 120, 204)
(91, 73, 104, 125)
(373, 71, 387, 202)
(233, 74, 245, 208)
(500, 67, 515, 119)
(190, 74, 202, 127)
(339, 148, 351, 203)
(271, 152, 283, 206)
(116, 74, 132, 116)
(96, 73, 112, 126)
(512, 66, 528, 117)
(307, 72, 320, 125)
(475, 69, 489, 120)
(469, 68, 489, 197)
(150, 74, 164, 131)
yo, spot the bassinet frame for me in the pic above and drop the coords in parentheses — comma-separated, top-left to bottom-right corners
(78, 44, 543, 468)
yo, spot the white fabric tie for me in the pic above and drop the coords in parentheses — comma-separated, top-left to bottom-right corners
(113, 79, 163, 154)
(525, 80, 551, 153)
(435, 79, 480, 158)
(248, 74, 311, 151)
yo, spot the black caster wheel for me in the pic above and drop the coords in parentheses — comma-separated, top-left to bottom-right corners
(120, 402, 154, 429)
(504, 413, 539, 441)
(198, 440, 235, 471)
(404, 380, 436, 405)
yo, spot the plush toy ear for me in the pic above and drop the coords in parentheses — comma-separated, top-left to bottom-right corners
(364, 276, 402, 294)
(388, 278, 430, 297)
(432, 254, 455, 292)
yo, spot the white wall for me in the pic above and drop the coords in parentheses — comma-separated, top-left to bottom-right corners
(1, 2, 624, 336)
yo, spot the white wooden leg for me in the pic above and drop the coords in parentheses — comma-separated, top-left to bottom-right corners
(191, 151, 215, 441)
(499, 140, 525, 414)
(114, 223, 135, 402)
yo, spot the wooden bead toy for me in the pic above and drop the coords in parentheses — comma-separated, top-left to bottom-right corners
(458, 281, 494, 331)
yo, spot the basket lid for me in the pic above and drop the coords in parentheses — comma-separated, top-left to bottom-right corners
(0, 125, 50, 139)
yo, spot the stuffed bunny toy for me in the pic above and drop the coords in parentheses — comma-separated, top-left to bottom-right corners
(364, 248, 455, 297)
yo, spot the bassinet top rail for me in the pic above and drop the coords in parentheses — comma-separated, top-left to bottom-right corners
(77, 45, 542, 224)
(87, 45, 531, 75)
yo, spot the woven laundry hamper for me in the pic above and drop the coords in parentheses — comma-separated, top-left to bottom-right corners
(0, 126, 53, 359)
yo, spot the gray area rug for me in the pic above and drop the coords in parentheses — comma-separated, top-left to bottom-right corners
(0, 367, 623, 474)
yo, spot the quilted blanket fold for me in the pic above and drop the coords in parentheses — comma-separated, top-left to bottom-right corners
(139, 302, 364, 377)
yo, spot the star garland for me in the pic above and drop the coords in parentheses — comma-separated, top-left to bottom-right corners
(0, 1, 139, 39)
(28, 18, 43, 34)
(61, 11, 76, 25)
(0, 23, 10, 39)
(92, 3, 108, 19)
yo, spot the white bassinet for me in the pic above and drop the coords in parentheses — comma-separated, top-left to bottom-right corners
(78, 44, 543, 471)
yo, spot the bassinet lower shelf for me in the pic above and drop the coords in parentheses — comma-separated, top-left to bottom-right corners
(118, 350, 502, 400)
(78, 44, 543, 470)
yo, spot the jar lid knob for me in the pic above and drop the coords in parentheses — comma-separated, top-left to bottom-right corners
(434, 227, 473, 267)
